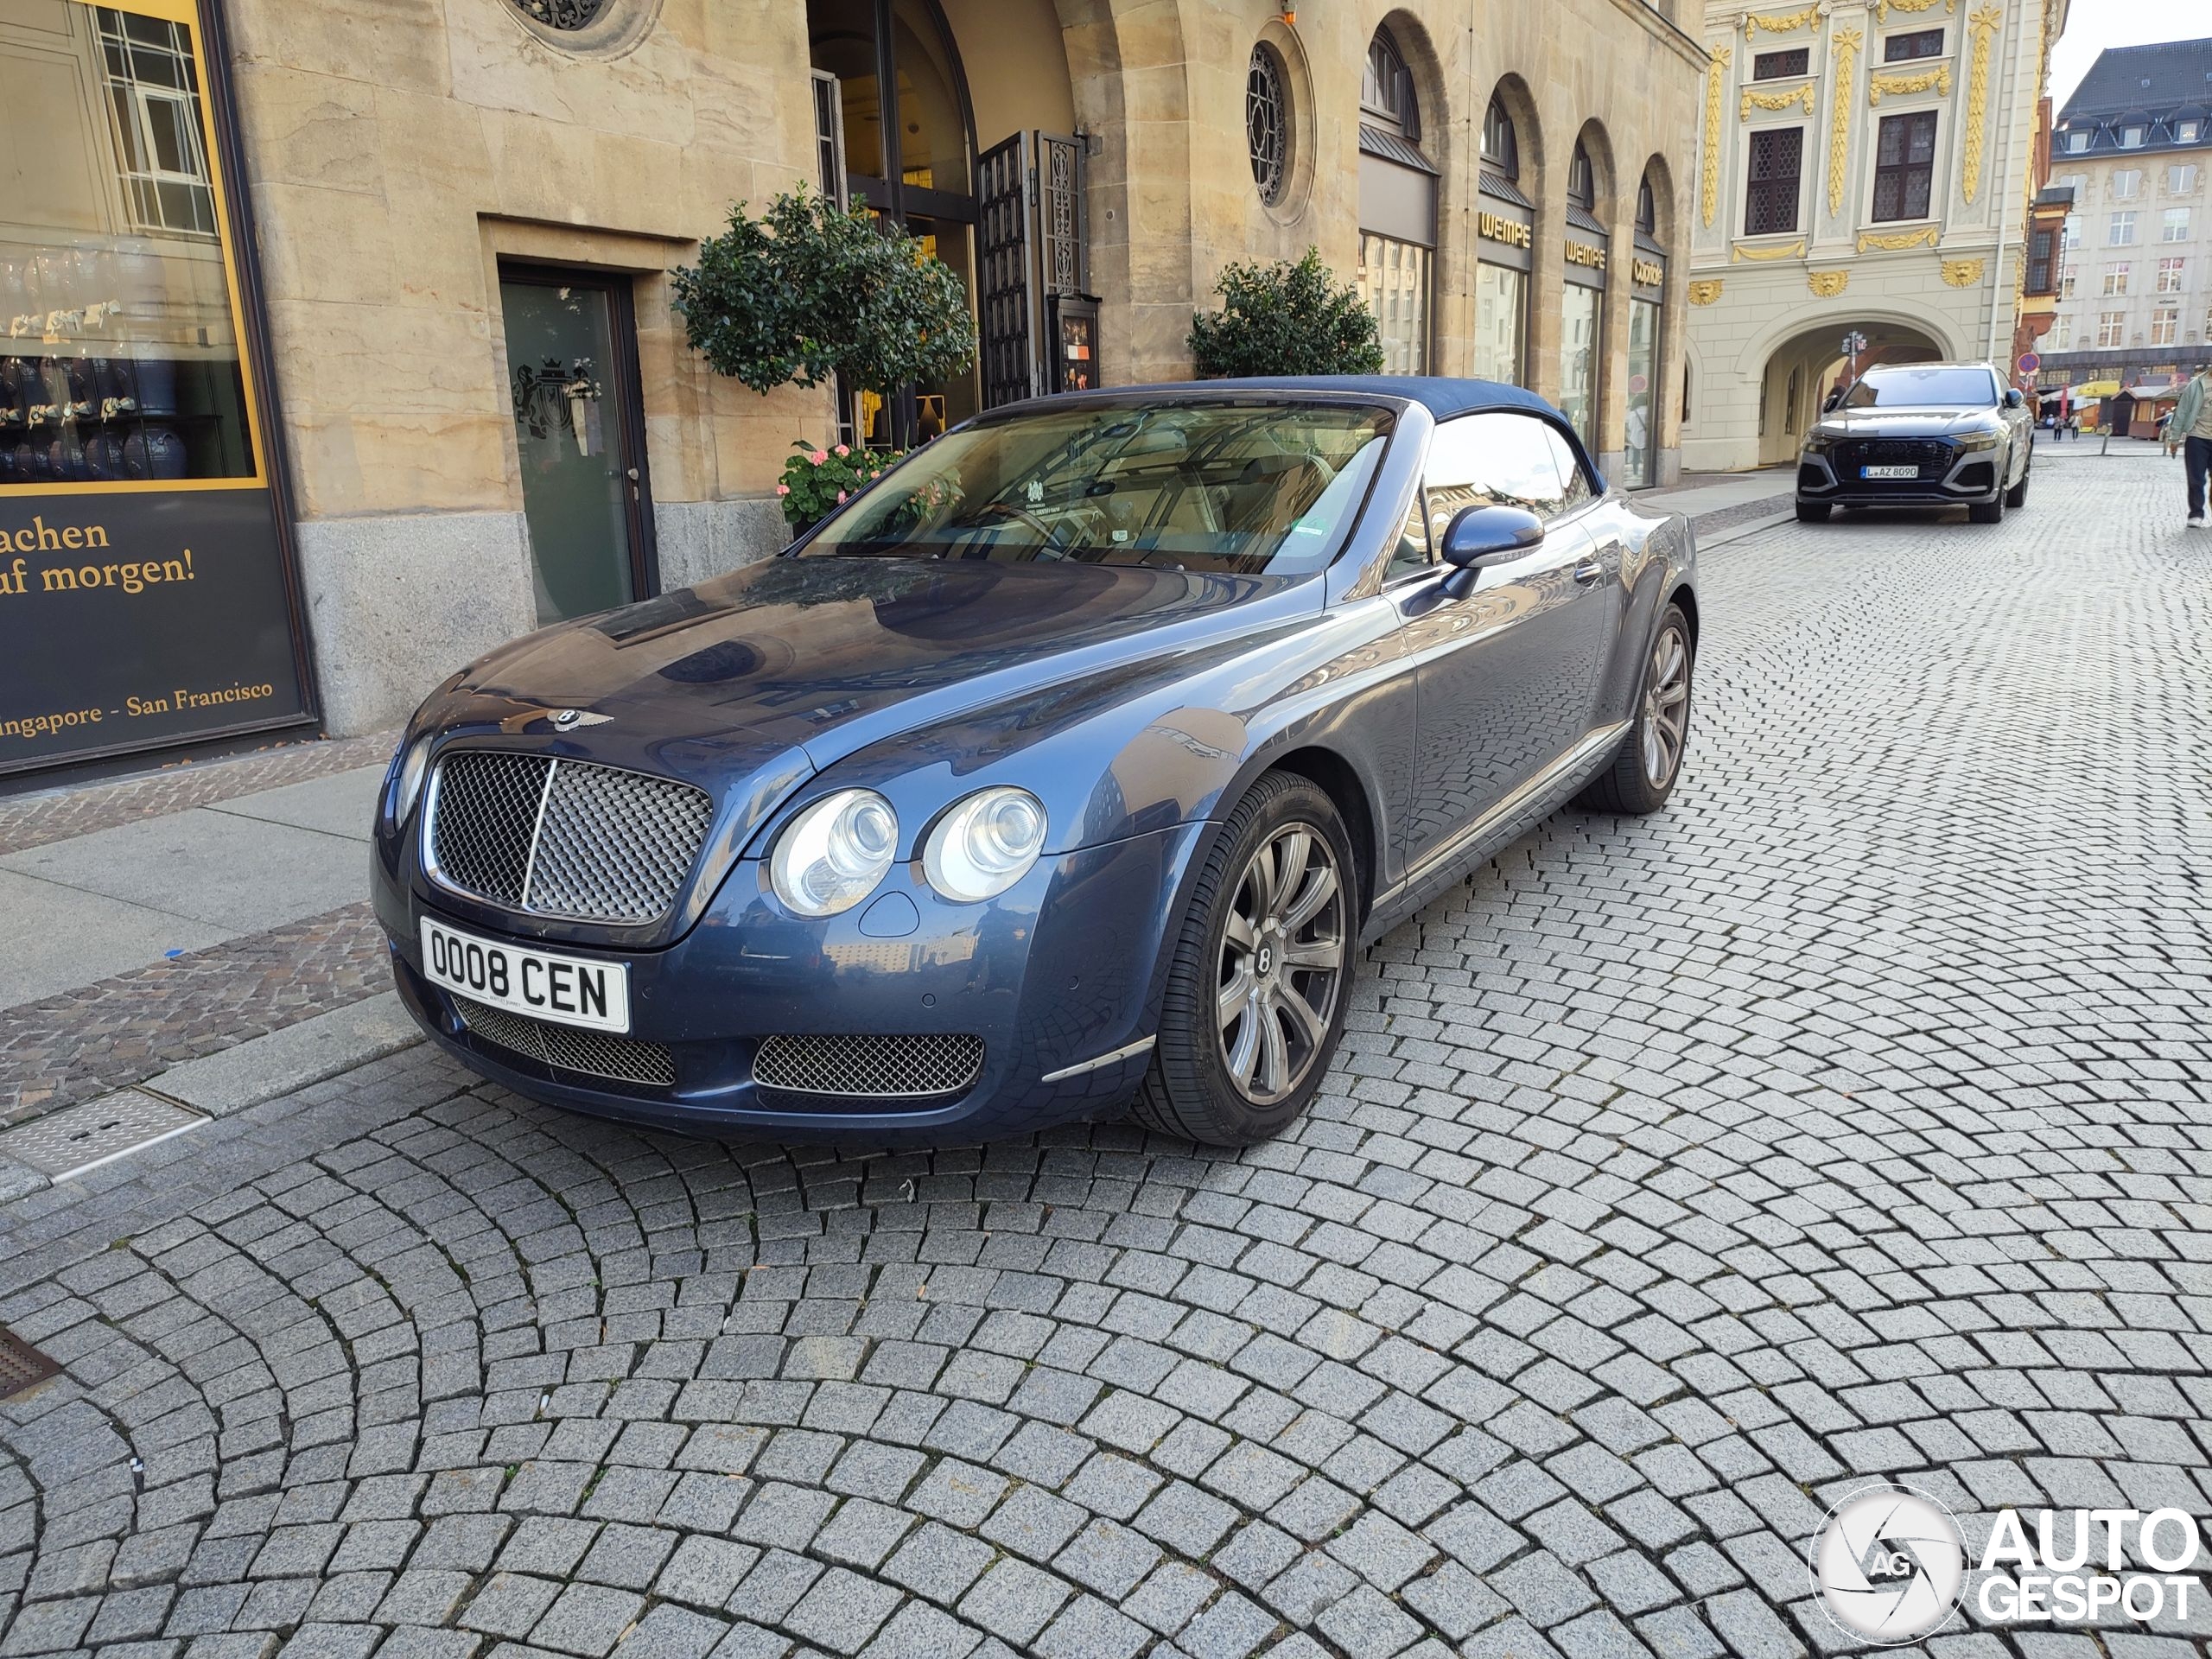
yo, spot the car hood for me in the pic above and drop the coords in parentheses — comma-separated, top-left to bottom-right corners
(422, 555, 1315, 848)
(1811, 406, 2003, 440)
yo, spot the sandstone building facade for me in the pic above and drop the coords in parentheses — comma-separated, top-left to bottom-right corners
(1, 0, 1700, 773)
(1680, 0, 2067, 473)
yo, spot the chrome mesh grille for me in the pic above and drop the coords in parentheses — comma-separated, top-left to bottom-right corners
(429, 752, 713, 925)
(753, 1033, 985, 1098)
(453, 995, 677, 1088)
(430, 753, 543, 907)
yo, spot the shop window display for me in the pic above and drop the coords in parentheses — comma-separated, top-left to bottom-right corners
(1, 5, 256, 489)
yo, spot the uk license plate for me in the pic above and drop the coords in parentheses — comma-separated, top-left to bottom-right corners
(420, 918, 630, 1033)
(1860, 464, 1918, 479)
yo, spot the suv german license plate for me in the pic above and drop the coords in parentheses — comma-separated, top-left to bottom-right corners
(1861, 464, 1918, 479)
(420, 918, 630, 1033)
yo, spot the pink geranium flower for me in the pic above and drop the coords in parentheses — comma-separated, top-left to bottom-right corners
(774, 483, 790, 495)
(836, 490, 849, 502)
(834, 444, 850, 457)
(810, 449, 830, 465)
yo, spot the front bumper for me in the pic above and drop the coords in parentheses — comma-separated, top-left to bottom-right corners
(375, 820, 1206, 1141)
(1796, 445, 2002, 508)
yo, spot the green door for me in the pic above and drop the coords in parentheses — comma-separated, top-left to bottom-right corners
(500, 270, 654, 624)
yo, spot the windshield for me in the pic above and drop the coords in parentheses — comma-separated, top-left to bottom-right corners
(1840, 367, 1998, 409)
(798, 401, 1394, 575)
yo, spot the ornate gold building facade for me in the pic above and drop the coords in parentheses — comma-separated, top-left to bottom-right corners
(1681, 0, 2067, 471)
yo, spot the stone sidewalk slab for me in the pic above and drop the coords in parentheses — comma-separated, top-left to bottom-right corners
(0, 866, 229, 1010)
(206, 764, 385, 841)
(0, 805, 365, 942)
(149, 990, 420, 1117)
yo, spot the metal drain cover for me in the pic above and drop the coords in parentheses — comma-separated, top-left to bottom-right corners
(0, 1089, 204, 1183)
(0, 1325, 61, 1401)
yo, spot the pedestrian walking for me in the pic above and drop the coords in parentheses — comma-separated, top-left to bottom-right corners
(2168, 364, 2212, 530)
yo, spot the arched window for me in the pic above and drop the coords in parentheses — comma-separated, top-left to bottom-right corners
(1362, 30, 1417, 141)
(1568, 142, 1595, 212)
(1637, 174, 1656, 234)
(1357, 28, 1436, 373)
(1484, 98, 1519, 180)
(1247, 43, 1290, 206)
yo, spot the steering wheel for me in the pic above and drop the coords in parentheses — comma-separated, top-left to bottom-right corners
(971, 499, 1073, 555)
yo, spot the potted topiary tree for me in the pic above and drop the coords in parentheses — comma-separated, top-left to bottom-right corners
(672, 190, 978, 531)
(1188, 250, 1385, 378)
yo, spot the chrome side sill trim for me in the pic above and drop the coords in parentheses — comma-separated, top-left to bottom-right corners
(1374, 719, 1631, 912)
(1040, 1035, 1158, 1084)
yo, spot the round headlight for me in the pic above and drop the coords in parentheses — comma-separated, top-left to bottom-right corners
(391, 737, 431, 826)
(925, 787, 1047, 903)
(770, 789, 899, 917)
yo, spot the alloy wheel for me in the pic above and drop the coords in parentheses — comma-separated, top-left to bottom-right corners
(1641, 625, 1691, 789)
(1216, 823, 1345, 1106)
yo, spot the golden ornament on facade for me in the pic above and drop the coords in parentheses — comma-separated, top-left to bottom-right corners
(1807, 270, 1850, 296)
(1827, 26, 1862, 217)
(1868, 64, 1952, 103)
(1742, 82, 1818, 118)
(1688, 279, 1725, 305)
(1960, 5, 2002, 203)
(1857, 225, 1940, 251)
(1742, 3, 1823, 36)
(1702, 45, 1732, 227)
(1875, 0, 1952, 20)
(1732, 239, 1808, 261)
(1940, 257, 1986, 286)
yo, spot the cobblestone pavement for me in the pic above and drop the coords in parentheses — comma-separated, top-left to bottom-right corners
(3, 450, 2210, 1659)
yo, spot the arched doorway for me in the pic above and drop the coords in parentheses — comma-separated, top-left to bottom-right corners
(1755, 318, 1945, 465)
(1560, 132, 1611, 450)
(1357, 25, 1438, 374)
(809, 0, 980, 445)
(1475, 86, 1539, 385)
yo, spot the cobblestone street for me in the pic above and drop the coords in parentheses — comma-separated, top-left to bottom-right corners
(3, 448, 2209, 1659)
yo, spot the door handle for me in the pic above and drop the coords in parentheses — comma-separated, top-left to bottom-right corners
(1573, 558, 1604, 585)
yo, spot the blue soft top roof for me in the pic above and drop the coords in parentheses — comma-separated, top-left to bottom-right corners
(1135, 374, 1565, 423)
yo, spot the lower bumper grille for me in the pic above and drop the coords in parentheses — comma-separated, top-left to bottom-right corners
(753, 1033, 985, 1098)
(452, 995, 677, 1088)
(1833, 438, 1955, 480)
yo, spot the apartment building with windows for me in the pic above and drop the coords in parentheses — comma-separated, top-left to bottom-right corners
(2035, 36, 2212, 403)
(1679, 0, 2068, 471)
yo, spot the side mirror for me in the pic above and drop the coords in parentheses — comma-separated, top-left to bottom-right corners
(1821, 390, 1843, 413)
(2004, 387, 2025, 409)
(1440, 504, 1545, 571)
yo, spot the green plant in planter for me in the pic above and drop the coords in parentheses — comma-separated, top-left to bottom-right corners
(1189, 249, 1385, 378)
(776, 442, 895, 531)
(673, 189, 977, 408)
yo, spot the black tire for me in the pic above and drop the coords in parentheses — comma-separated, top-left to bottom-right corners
(1796, 500, 1831, 523)
(1578, 601, 1694, 816)
(1131, 772, 1357, 1147)
(2005, 454, 2030, 509)
(1968, 493, 2005, 524)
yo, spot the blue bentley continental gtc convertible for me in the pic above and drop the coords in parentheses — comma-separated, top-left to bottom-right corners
(372, 378, 1700, 1146)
